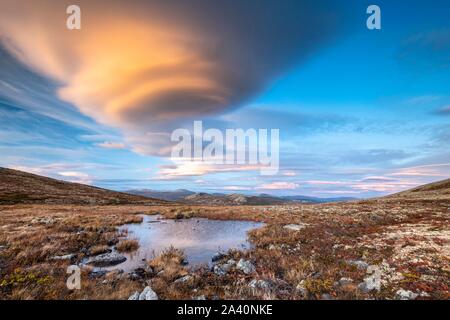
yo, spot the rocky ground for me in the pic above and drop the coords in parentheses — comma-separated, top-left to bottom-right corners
(0, 196, 448, 300)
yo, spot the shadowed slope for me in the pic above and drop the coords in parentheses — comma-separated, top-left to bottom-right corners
(0, 167, 165, 205)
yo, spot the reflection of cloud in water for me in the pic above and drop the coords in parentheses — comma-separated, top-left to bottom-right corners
(115, 215, 263, 271)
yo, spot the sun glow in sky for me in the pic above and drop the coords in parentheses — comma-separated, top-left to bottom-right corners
(0, 0, 449, 197)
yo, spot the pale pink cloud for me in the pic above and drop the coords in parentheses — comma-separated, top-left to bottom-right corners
(256, 182, 299, 190)
(223, 186, 253, 191)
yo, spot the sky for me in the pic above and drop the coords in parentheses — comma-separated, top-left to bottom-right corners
(0, 0, 449, 198)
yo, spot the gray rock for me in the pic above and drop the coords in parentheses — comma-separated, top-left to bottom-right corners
(49, 254, 76, 261)
(174, 275, 193, 284)
(236, 259, 256, 274)
(248, 279, 271, 290)
(88, 270, 107, 279)
(358, 272, 381, 293)
(338, 277, 354, 286)
(194, 295, 206, 300)
(128, 291, 140, 300)
(396, 289, 418, 300)
(86, 252, 126, 267)
(214, 263, 233, 276)
(283, 224, 306, 231)
(321, 293, 334, 300)
(139, 286, 158, 300)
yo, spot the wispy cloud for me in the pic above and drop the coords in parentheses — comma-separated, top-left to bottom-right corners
(255, 182, 299, 190)
(96, 141, 126, 149)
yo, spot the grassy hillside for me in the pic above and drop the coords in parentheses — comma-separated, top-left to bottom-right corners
(0, 167, 165, 205)
(387, 178, 450, 201)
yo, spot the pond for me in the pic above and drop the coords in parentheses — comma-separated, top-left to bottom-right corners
(106, 215, 264, 272)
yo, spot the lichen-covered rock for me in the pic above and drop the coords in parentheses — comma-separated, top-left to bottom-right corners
(396, 289, 418, 300)
(358, 266, 381, 292)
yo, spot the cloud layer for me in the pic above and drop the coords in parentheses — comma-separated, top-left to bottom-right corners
(0, 0, 344, 155)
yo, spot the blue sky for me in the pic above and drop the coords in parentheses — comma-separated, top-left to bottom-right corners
(0, 1, 449, 197)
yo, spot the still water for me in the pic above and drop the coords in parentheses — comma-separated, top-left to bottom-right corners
(112, 215, 264, 272)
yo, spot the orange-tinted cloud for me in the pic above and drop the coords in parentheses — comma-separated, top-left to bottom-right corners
(0, 0, 342, 155)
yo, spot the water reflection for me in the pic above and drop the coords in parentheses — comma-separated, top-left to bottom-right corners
(114, 215, 263, 271)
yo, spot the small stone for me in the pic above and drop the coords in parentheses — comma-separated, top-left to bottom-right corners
(296, 280, 308, 296)
(49, 254, 76, 261)
(283, 224, 306, 231)
(358, 273, 381, 293)
(396, 289, 418, 300)
(128, 291, 139, 300)
(338, 277, 353, 286)
(174, 275, 193, 284)
(227, 259, 236, 265)
(194, 295, 206, 300)
(214, 263, 232, 276)
(321, 293, 334, 300)
(88, 270, 107, 279)
(139, 286, 158, 300)
(248, 279, 271, 290)
(236, 259, 256, 274)
(211, 252, 225, 262)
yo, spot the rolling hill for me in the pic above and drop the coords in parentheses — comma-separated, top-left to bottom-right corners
(387, 178, 450, 201)
(0, 167, 165, 205)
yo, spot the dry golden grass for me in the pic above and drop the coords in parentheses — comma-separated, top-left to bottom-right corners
(0, 198, 448, 300)
(116, 239, 139, 253)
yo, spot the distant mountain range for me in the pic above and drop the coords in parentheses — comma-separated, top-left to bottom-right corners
(2, 167, 449, 206)
(126, 188, 357, 205)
